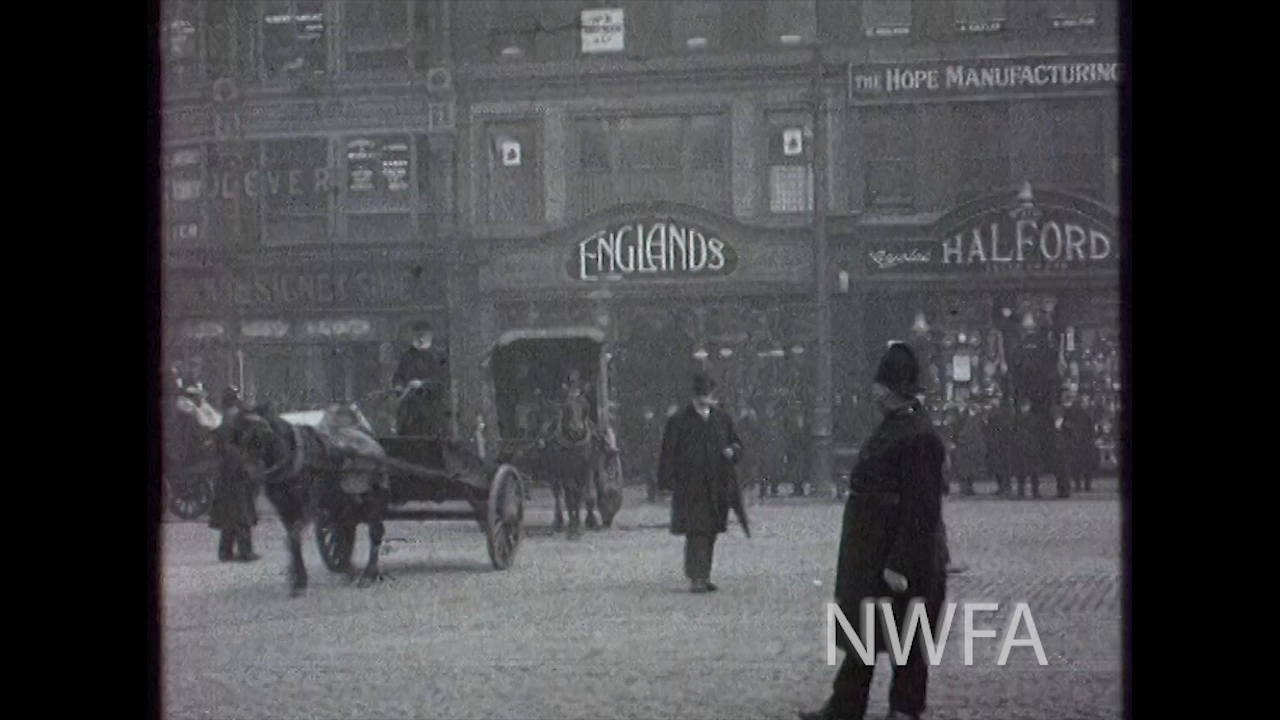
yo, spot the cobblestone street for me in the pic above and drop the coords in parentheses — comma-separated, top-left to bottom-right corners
(160, 489, 1123, 720)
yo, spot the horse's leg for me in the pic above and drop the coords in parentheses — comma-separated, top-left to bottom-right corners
(357, 488, 388, 588)
(583, 452, 601, 531)
(551, 468, 565, 532)
(565, 465, 583, 539)
(286, 515, 308, 598)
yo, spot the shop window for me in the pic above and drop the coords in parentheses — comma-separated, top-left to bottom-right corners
(952, 102, 1010, 202)
(766, 0, 817, 46)
(483, 122, 542, 225)
(861, 0, 912, 37)
(262, 138, 332, 245)
(341, 135, 413, 239)
(206, 144, 262, 246)
(1048, 0, 1100, 29)
(569, 114, 729, 219)
(261, 0, 329, 79)
(672, 1, 722, 52)
(864, 106, 916, 209)
(162, 0, 203, 88)
(954, 0, 1007, 33)
(165, 146, 206, 244)
(768, 112, 814, 215)
(343, 0, 412, 73)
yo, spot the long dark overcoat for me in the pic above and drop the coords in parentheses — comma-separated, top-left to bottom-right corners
(833, 405, 947, 652)
(950, 412, 988, 480)
(1013, 410, 1051, 477)
(208, 420, 259, 531)
(658, 404, 744, 536)
(393, 346, 450, 436)
(983, 406, 1015, 477)
(1063, 405, 1099, 477)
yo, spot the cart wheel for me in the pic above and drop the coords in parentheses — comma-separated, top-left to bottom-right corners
(486, 464, 524, 571)
(314, 506, 354, 573)
(168, 475, 213, 520)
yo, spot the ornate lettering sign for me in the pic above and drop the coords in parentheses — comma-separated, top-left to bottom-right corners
(166, 265, 445, 311)
(569, 220, 739, 282)
(863, 184, 1119, 276)
(848, 54, 1121, 103)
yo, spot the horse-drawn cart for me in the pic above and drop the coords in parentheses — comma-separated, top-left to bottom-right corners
(283, 410, 526, 572)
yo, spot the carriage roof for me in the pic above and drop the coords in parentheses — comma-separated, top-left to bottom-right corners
(492, 326, 605, 349)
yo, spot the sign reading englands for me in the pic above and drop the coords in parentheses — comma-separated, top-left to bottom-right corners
(570, 220, 739, 282)
(863, 184, 1118, 276)
(848, 54, 1121, 102)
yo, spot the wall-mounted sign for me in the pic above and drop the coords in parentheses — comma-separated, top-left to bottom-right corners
(581, 9, 625, 54)
(205, 166, 335, 200)
(302, 318, 373, 338)
(241, 320, 291, 339)
(570, 220, 739, 282)
(783, 128, 804, 157)
(848, 54, 1121, 102)
(500, 140, 522, 167)
(862, 184, 1118, 276)
(167, 266, 445, 311)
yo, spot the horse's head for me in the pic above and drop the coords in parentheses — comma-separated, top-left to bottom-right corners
(228, 411, 294, 482)
(558, 395, 590, 442)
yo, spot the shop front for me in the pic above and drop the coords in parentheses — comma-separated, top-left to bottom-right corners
(833, 183, 1121, 450)
(164, 252, 449, 434)
(466, 201, 816, 483)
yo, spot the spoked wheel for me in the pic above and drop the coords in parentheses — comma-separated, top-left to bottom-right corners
(314, 506, 354, 573)
(168, 474, 213, 520)
(486, 464, 524, 571)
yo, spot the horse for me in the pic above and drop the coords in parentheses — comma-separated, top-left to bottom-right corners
(229, 405, 390, 597)
(538, 391, 618, 538)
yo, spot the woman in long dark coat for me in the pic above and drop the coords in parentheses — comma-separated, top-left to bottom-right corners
(209, 389, 260, 563)
(800, 343, 947, 720)
(657, 373, 747, 593)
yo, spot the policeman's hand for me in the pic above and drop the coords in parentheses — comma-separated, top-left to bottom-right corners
(882, 568, 909, 594)
(722, 447, 735, 460)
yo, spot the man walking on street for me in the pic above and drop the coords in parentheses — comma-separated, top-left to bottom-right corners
(211, 388, 260, 563)
(800, 343, 948, 720)
(657, 373, 748, 593)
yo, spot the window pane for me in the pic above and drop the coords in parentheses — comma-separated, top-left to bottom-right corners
(263, 0, 328, 78)
(345, 213, 416, 244)
(767, 0, 817, 45)
(954, 0, 1007, 22)
(768, 115, 811, 164)
(166, 146, 205, 243)
(688, 115, 728, 170)
(162, 0, 201, 85)
(346, 0, 410, 64)
(489, 0, 536, 59)
(415, 134, 433, 214)
(576, 119, 611, 171)
(486, 124, 541, 223)
(344, 135, 412, 212)
(862, 0, 912, 35)
(770, 165, 813, 214)
(953, 103, 1009, 198)
(672, 0, 721, 51)
(617, 117, 681, 170)
(263, 139, 331, 214)
(618, 0, 671, 57)
(207, 144, 261, 246)
(864, 106, 915, 206)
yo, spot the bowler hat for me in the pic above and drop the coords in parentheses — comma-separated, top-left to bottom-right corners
(874, 343, 923, 397)
(692, 372, 717, 397)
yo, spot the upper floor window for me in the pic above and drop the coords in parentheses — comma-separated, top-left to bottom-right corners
(952, 103, 1011, 202)
(262, 138, 333, 245)
(954, 0, 1007, 33)
(343, 0, 412, 73)
(570, 114, 730, 219)
(1016, 100, 1104, 199)
(767, 0, 817, 46)
(861, 0, 912, 37)
(161, 0, 203, 87)
(482, 122, 542, 225)
(165, 147, 206, 244)
(1047, 0, 1100, 29)
(489, 0, 538, 60)
(863, 106, 916, 209)
(262, 0, 329, 79)
(672, 1, 722, 52)
(768, 112, 814, 215)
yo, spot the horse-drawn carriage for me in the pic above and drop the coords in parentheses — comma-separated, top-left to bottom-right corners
(163, 386, 219, 520)
(485, 327, 624, 537)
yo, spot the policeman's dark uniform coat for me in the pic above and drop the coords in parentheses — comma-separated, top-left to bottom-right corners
(1013, 407, 1048, 498)
(813, 344, 947, 720)
(657, 374, 744, 588)
(392, 339, 450, 437)
(209, 390, 260, 562)
(1063, 404, 1098, 491)
(983, 403, 1016, 496)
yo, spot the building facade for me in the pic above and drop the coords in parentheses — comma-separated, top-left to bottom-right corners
(160, 0, 1122, 472)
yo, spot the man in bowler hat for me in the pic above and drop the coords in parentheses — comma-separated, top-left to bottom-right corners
(800, 343, 947, 720)
(657, 373, 749, 593)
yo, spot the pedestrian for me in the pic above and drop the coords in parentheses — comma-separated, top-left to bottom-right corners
(1063, 395, 1097, 492)
(800, 343, 947, 720)
(985, 398, 1016, 497)
(393, 321, 450, 438)
(210, 388, 260, 563)
(1013, 399, 1043, 499)
(785, 410, 808, 497)
(735, 405, 761, 495)
(759, 402, 784, 499)
(1049, 404, 1072, 498)
(951, 404, 987, 497)
(657, 373, 748, 593)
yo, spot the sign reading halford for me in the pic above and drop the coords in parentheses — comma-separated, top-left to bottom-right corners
(570, 220, 739, 282)
(863, 184, 1118, 276)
